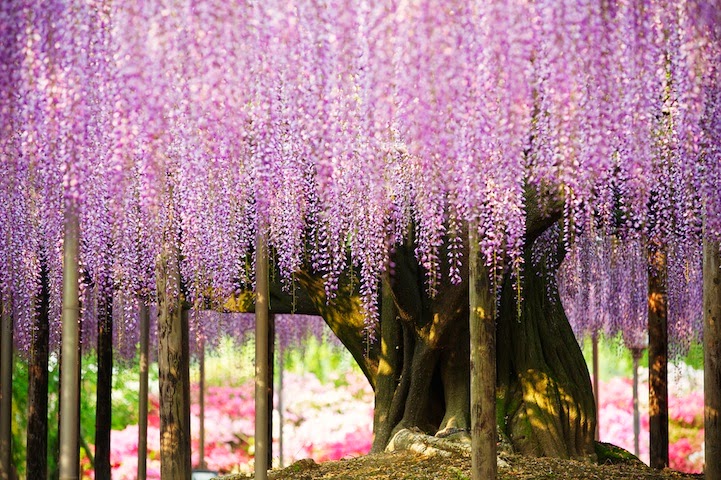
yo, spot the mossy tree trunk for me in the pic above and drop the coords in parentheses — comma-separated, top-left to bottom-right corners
(495, 242, 595, 459)
(291, 227, 595, 459)
(231, 208, 595, 460)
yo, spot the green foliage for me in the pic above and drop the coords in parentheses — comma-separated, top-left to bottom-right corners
(187, 335, 362, 389)
(10, 348, 160, 478)
(111, 356, 160, 429)
(190, 337, 254, 388)
(11, 358, 28, 477)
(581, 334, 703, 378)
(681, 342, 704, 370)
(581, 335, 645, 378)
(10, 353, 60, 479)
(283, 336, 360, 386)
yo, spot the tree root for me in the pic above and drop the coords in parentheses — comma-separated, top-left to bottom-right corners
(385, 428, 512, 468)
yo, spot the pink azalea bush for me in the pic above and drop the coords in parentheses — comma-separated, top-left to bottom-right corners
(89, 361, 704, 477)
(596, 364, 704, 473)
(103, 368, 373, 478)
(278, 371, 373, 462)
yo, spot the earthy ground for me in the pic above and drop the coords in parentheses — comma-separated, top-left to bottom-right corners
(221, 449, 704, 480)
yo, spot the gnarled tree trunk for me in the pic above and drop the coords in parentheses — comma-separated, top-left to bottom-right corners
(231, 205, 596, 460)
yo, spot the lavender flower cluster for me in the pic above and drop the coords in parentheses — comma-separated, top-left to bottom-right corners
(1, 0, 719, 353)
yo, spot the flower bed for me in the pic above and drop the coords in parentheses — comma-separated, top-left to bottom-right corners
(597, 364, 704, 473)
(90, 364, 704, 477)
(104, 369, 374, 478)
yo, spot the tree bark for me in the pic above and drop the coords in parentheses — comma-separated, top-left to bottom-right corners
(648, 250, 668, 469)
(468, 228, 497, 480)
(158, 242, 191, 480)
(592, 334, 599, 441)
(27, 260, 50, 480)
(0, 299, 12, 480)
(496, 244, 595, 459)
(138, 301, 150, 480)
(301, 226, 595, 459)
(255, 233, 270, 480)
(278, 349, 284, 468)
(59, 203, 81, 480)
(94, 287, 113, 479)
(631, 348, 643, 458)
(267, 313, 275, 468)
(198, 337, 206, 470)
(704, 238, 721, 480)
(229, 213, 595, 460)
(371, 276, 402, 452)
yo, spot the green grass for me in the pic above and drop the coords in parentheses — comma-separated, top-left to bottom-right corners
(580, 334, 704, 379)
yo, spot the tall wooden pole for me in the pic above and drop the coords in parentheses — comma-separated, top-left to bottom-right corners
(704, 238, 721, 480)
(267, 313, 275, 469)
(469, 227, 497, 480)
(59, 204, 81, 480)
(648, 250, 668, 469)
(137, 301, 150, 480)
(278, 348, 284, 468)
(0, 299, 12, 480)
(158, 232, 191, 480)
(27, 260, 50, 479)
(94, 286, 113, 479)
(592, 333, 600, 441)
(255, 232, 270, 480)
(199, 337, 206, 470)
(631, 348, 643, 458)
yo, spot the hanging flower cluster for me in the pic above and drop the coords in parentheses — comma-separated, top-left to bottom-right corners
(1, 0, 719, 354)
(558, 232, 652, 351)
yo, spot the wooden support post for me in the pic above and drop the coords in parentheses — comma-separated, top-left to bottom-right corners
(27, 260, 50, 480)
(59, 204, 81, 480)
(0, 299, 12, 480)
(469, 227, 497, 480)
(199, 337, 206, 470)
(631, 348, 643, 458)
(648, 250, 668, 469)
(704, 238, 721, 480)
(255, 232, 270, 480)
(268, 313, 275, 468)
(278, 347, 284, 469)
(592, 333, 600, 441)
(94, 287, 113, 479)
(158, 240, 191, 480)
(137, 301, 150, 480)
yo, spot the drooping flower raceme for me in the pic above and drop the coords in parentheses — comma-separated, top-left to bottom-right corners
(2, 0, 720, 353)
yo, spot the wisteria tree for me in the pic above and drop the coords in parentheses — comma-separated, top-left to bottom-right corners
(1, 1, 720, 480)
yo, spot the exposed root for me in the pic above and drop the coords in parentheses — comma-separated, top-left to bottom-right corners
(385, 428, 512, 468)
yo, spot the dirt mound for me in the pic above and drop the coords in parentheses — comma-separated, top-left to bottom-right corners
(221, 448, 703, 480)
